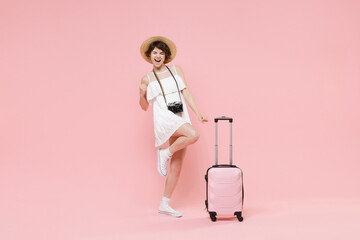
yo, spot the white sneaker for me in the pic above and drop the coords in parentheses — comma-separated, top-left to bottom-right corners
(158, 202, 182, 218)
(157, 149, 169, 176)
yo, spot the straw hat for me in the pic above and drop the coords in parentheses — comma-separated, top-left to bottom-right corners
(140, 36, 177, 64)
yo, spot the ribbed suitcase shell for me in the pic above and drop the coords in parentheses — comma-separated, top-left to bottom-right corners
(206, 165, 243, 216)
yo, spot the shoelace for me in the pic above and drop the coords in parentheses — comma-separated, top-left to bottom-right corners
(161, 158, 168, 172)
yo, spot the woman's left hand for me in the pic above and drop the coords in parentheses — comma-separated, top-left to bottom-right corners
(197, 113, 208, 123)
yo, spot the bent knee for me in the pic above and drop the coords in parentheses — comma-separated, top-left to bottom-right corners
(190, 129, 200, 143)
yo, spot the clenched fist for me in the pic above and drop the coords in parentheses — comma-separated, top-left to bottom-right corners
(197, 113, 209, 123)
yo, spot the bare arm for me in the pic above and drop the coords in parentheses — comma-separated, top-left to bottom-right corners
(175, 65, 208, 123)
(139, 76, 149, 111)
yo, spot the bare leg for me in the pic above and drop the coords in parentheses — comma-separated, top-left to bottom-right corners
(163, 123, 199, 198)
(164, 136, 187, 198)
(169, 123, 200, 154)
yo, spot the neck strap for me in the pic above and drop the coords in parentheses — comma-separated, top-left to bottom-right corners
(153, 66, 183, 105)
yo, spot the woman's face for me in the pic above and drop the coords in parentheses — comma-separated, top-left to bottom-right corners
(150, 47, 165, 68)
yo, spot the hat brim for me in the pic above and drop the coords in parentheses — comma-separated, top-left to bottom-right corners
(140, 36, 177, 64)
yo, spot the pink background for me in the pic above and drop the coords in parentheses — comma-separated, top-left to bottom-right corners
(1, 0, 360, 239)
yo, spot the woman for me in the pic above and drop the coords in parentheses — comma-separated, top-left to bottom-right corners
(139, 36, 208, 217)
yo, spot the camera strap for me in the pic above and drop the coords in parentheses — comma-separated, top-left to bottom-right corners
(153, 66, 183, 106)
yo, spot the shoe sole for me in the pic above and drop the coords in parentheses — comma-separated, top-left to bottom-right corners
(158, 210, 182, 218)
(157, 149, 166, 177)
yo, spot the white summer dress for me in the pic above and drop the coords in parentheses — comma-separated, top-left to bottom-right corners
(146, 65, 192, 147)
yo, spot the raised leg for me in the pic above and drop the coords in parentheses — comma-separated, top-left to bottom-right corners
(169, 123, 200, 155)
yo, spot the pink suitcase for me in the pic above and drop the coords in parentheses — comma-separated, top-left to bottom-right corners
(205, 116, 244, 222)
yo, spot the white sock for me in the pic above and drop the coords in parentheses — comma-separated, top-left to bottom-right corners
(161, 196, 170, 205)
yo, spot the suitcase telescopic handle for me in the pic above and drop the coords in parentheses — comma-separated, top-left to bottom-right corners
(214, 116, 233, 123)
(215, 116, 233, 166)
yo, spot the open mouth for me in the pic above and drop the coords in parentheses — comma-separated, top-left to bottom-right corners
(155, 59, 162, 63)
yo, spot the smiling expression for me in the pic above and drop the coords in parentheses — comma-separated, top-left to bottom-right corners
(150, 47, 166, 68)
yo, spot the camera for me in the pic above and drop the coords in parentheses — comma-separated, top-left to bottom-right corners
(167, 102, 183, 113)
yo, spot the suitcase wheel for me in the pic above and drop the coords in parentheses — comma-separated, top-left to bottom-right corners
(209, 212, 217, 222)
(235, 212, 243, 222)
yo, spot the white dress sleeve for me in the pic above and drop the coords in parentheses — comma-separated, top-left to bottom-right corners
(170, 65, 187, 91)
(147, 83, 162, 105)
(146, 73, 161, 105)
(175, 75, 186, 91)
